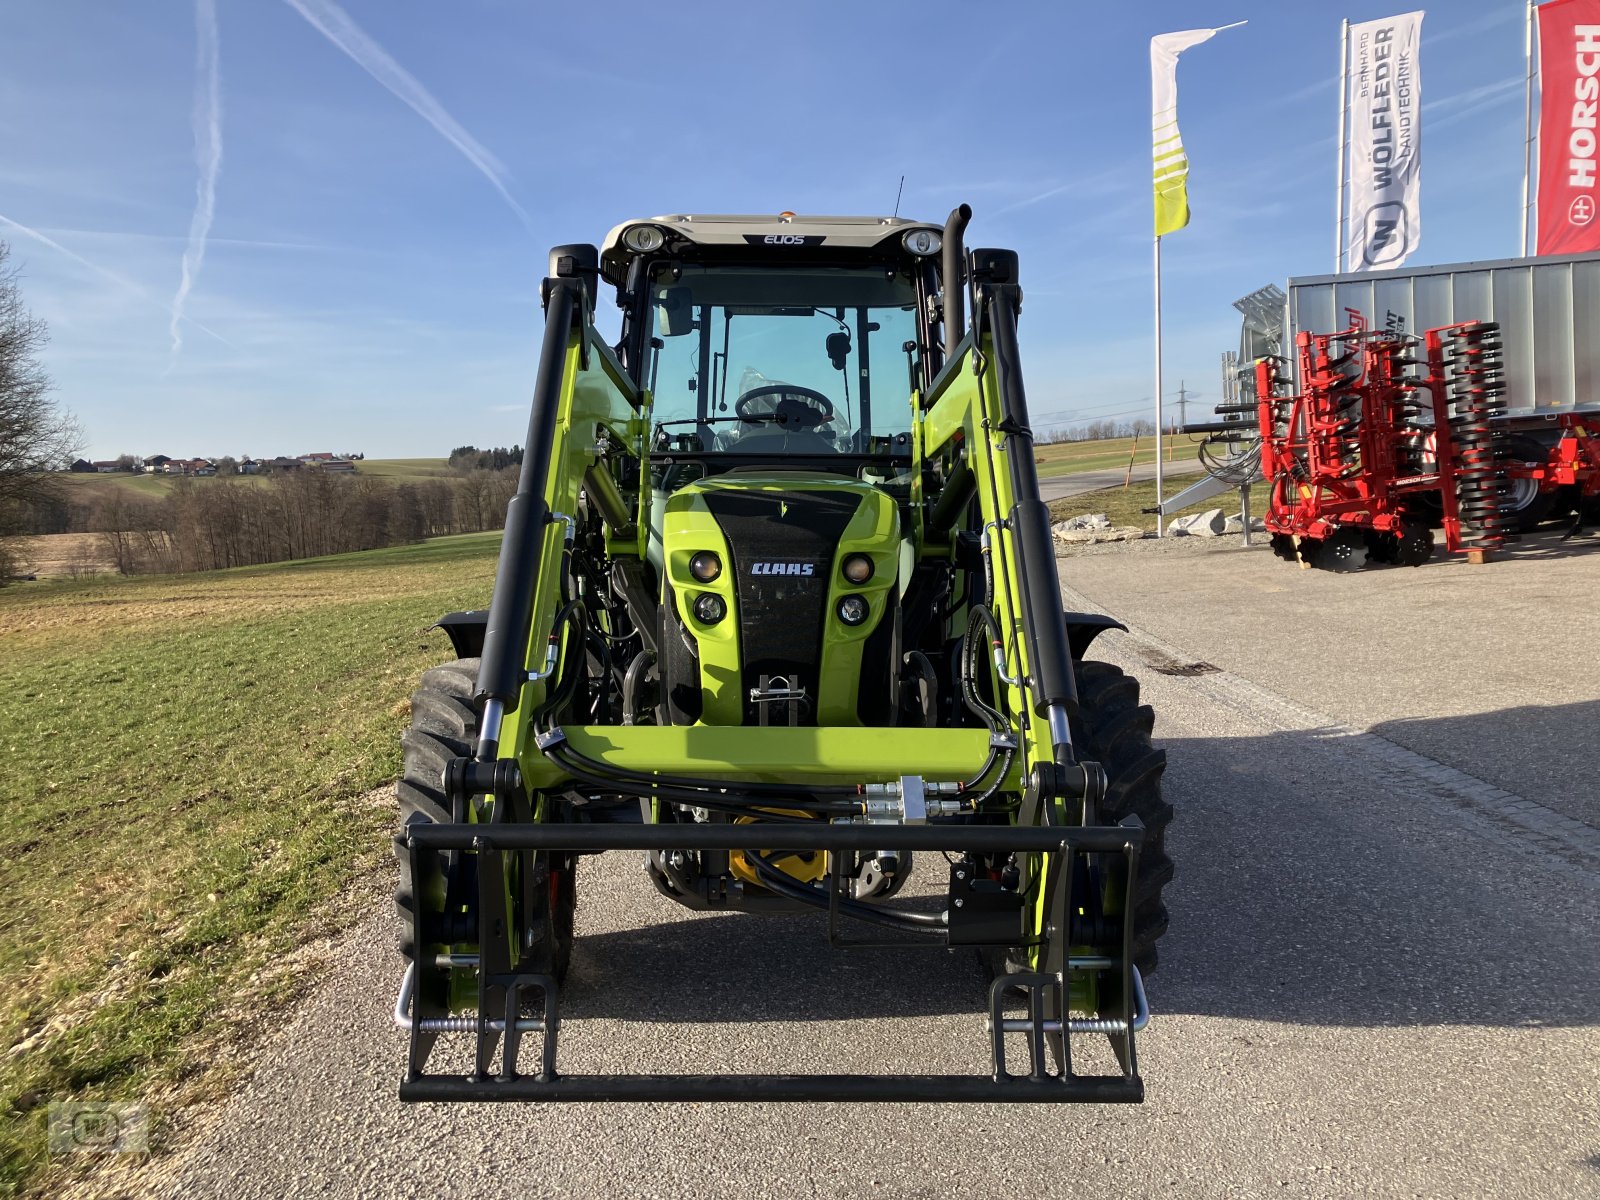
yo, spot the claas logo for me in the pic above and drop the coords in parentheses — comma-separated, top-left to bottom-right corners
(750, 562, 815, 576)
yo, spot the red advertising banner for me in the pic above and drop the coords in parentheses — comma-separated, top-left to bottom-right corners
(1537, 0, 1600, 253)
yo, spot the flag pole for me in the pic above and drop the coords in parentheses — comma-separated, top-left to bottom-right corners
(1147, 19, 1244, 539)
(1154, 233, 1165, 537)
(1522, 0, 1537, 255)
(1336, 18, 1350, 271)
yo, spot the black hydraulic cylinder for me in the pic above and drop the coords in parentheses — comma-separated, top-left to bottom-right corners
(475, 280, 579, 710)
(927, 457, 976, 536)
(582, 460, 632, 532)
(984, 279, 1080, 721)
(1181, 420, 1251, 435)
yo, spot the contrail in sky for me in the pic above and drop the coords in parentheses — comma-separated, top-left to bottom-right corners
(282, 0, 535, 233)
(169, 0, 223, 364)
(0, 211, 233, 346)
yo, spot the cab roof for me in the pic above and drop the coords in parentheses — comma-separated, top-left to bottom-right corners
(600, 213, 941, 279)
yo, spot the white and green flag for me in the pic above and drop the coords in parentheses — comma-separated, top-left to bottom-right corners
(1151, 26, 1236, 236)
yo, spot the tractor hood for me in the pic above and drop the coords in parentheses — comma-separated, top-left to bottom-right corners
(659, 471, 901, 726)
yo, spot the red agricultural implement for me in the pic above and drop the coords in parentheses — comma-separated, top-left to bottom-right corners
(1212, 311, 1600, 571)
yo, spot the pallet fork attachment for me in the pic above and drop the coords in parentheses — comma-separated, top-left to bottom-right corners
(398, 821, 1145, 1103)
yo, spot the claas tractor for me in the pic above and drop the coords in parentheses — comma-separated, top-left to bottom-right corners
(393, 206, 1172, 1102)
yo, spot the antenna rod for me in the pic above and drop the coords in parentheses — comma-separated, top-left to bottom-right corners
(893, 175, 905, 218)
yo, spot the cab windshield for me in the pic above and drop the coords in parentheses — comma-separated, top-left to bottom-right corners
(647, 264, 918, 456)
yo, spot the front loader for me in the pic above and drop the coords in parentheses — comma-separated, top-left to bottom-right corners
(393, 206, 1173, 1102)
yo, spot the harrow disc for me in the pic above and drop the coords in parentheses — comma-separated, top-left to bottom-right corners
(1393, 520, 1435, 566)
(1313, 527, 1370, 572)
(1270, 533, 1299, 562)
(1365, 530, 1400, 564)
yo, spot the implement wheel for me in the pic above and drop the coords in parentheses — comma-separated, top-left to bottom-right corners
(395, 658, 575, 982)
(1504, 434, 1555, 532)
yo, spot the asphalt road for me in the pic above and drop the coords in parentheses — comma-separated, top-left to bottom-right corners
(1037, 460, 1161, 502)
(147, 539, 1599, 1199)
(1056, 530, 1600, 829)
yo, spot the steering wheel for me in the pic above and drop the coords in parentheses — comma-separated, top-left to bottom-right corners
(734, 384, 835, 430)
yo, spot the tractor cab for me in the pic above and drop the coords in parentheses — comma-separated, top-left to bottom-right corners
(601, 214, 942, 468)
(599, 216, 948, 730)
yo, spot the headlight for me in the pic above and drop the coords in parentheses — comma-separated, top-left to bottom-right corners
(836, 595, 869, 626)
(693, 593, 726, 624)
(902, 229, 942, 257)
(841, 554, 874, 584)
(622, 224, 666, 253)
(689, 551, 722, 582)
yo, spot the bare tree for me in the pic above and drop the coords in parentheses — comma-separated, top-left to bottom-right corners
(0, 242, 81, 581)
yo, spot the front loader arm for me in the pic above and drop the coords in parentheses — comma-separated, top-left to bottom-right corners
(471, 256, 646, 770)
(920, 249, 1089, 797)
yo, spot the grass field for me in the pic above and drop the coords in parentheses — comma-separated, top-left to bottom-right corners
(1033, 434, 1210, 480)
(352, 458, 457, 479)
(0, 532, 501, 1195)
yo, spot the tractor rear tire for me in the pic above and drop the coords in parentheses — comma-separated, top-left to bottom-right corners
(394, 657, 576, 981)
(1072, 660, 1173, 975)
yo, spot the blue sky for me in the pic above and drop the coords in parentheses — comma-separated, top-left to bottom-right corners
(3, 1, 1532, 460)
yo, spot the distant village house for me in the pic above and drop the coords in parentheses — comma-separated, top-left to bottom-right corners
(297, 452, 356, 472)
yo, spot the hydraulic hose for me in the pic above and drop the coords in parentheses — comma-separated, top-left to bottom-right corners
(747, 851, 947, 933)
(621, 650, 657, 726)
(528, 601, 586, 724)
(553, 742, 858, 816)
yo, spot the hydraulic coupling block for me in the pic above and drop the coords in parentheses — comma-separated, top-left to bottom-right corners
(858, 776, 964, 824)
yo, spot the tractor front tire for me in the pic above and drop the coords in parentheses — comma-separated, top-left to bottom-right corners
(394, 659, 478, 962)
(394, 657, 575, 981)
(1072, 659, 1173, 975)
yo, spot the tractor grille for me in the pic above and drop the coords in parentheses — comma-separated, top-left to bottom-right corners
(702, 487, 861, 724)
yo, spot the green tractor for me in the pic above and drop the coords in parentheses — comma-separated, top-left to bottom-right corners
(394, 206, 1172, 1101)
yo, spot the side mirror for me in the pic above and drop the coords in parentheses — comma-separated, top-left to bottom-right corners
(656, 287, 693, 337)
(547, 243, 599, 311)
(826, 330, 851, 371)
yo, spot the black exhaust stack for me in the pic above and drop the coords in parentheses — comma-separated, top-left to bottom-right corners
(942, 204, 972, 349)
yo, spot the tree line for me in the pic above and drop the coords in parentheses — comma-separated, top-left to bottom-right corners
(1042, 419, 1159, 444)
(448, 444, 523, 471)
(32, 467, 519, 577)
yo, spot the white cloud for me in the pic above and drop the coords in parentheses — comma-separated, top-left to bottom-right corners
(0, 210, 233, 347)
(282, 0, 534, 234)
(169, 0, 223, 364)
